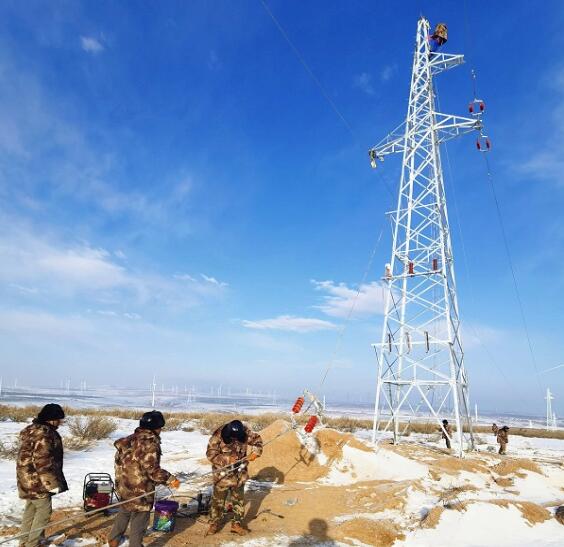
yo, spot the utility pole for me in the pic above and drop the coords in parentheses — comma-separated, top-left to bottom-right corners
(151, 376, 157, 408)
(369, 18, 484, 456)
(474, 403, 478, 424)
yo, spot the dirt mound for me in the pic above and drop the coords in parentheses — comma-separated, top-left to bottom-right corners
(491, 458, 542, 477)
(489, 500, 552, 525)
(249, 420, 374, 484)
(335, 518, 405, 546)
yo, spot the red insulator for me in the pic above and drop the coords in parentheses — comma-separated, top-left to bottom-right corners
(291, 396, 305, 414)
(468, 103, 474, 113)
(432, 258, 438, 271)
(408, 262, 414, 275)
(480, 101, 485, 111)
(304, 415, 318, 433)
(476, 140, 481, 150)
(486, 138, 491, 149)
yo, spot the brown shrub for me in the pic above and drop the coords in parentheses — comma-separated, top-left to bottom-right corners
(0, 439, 20, 460)
(164, 416, 185, 431)
(421, 506, 444, 528)
(0, 405, 40, 422)
(66, 416, 117, 441)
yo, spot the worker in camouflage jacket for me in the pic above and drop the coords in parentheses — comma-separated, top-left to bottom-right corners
(16, 403, 68, 547)
(108, 411, 179, 547)
(206, 420, 263, 536)
(441, 419, 453, 450)
(496, 425, 509, 455)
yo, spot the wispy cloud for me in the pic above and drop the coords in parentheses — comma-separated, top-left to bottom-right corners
(517, 66, 564, 186)
(80, 36, 104, 54)
(353, 72, 374, 95)
(0, 217, 227, 312)
(241, 315, 337, 333)
(311, 279, 385, 318)
(380, 64, 397, 82)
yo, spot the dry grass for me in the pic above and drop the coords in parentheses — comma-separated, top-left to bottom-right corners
(492, 458, 542, 476)
(335, 518, 405, 547)
(489, 500, 551, 526)
(0, 404, 40, 422)
(0, 439, 19, 460)
(421, 506, 444, 528)
(66, 416, 117, 441)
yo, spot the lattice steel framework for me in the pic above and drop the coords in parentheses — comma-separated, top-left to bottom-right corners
(369, 18, 482, 456)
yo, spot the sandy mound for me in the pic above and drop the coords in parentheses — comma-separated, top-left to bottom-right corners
(488, 500, 552, 525)
(335, 518, 405, 546)
(491, 458, 542, 476)
(248, 420, 374, 484)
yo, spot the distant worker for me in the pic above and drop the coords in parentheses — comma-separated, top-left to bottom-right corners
(108, 411, 179, 547)
(555, 506, 564, 526)
(441, 419, 453, 450)
(497, 425, 509, 455)
(206, 420, 263, 536)
(492, 423, 499, 436)
(16, 403, 68, 547)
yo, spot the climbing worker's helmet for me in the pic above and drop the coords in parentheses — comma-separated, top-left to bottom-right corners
(432, 23, 448, 45)
(221, 419, 247, 444)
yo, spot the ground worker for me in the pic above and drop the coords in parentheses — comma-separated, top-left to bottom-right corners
(108, 410, 179, 547)
(206, 419, 263, 536)
(492, 423, 498, 435)
(441, 419, 453, 449)
(16, 403, 68, 547)
(497, 425, 509, 455)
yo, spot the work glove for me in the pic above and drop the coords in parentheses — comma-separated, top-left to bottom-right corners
(167, 476, 180, 489)
(247, 452, 259, 462)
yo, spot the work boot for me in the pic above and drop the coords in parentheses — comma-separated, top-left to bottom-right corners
(231, 522, 248, 536)
(205, 523, 220, 536)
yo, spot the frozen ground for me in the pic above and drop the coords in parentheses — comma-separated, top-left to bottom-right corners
(0, 413, 563, 546)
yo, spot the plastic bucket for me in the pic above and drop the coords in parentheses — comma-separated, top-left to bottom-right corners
(153, 500, 179, 532)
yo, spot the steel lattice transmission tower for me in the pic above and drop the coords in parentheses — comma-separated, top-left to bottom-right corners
(368, 17, 484, 456)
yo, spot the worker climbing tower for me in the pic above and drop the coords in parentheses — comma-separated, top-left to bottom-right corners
(369, 18, 486, 456)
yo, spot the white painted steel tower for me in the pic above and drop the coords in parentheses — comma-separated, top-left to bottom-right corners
(369, 18, 484, 456)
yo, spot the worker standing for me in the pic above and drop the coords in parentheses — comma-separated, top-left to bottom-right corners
(108, 411, 179, 547)
(16, 403, 68, 547)
(497, 425, 509, 455)
(492, 423, 498, 436)
(206, 420, 263, 536)
(441, 419, 453, 450)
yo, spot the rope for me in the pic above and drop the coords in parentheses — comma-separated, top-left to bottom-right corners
(319, 227, 384, 387)
(0, 427, 297, 545)
(481, 154, 543, 393)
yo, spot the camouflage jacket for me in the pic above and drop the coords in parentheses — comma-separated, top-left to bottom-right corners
(441, 424, 453, 439)
(114, 427, 171, 511)
(497, 429, 509, 445)
(16, 420, 68, 500)
(206, 424, 263, 489)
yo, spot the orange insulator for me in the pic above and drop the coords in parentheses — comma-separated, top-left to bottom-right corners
(304, 415, 318, 433)
(291, 396, 305, 414)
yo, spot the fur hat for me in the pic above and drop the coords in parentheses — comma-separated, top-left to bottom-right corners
(37, 403, 65, 423)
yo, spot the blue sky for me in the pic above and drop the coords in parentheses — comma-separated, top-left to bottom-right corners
(0, 1, 563, 415)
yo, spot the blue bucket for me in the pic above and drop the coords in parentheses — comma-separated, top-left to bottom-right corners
(153, 500, 179, 532)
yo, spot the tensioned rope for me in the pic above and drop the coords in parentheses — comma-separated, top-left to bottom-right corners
(0, 426, 297, 545)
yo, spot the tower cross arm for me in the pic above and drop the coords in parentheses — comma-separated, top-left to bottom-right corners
(368, 121, 406, 162)
(434, 112, 482, 144)
(429, 53, 465, 76)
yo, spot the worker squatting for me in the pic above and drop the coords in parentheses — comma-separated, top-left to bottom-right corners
(15, 403, 263, 547)
(14, 403, 530, 546)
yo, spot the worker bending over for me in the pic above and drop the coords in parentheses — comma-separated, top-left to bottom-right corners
(108, 411, 179, 547)
(206, 420, 263, 536)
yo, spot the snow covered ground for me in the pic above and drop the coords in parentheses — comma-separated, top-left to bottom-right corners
(0, 410, 562, 546)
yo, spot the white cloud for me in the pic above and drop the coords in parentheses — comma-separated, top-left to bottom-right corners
(80, 36, 104, 54)
(380, 64, 397, 82)
(353, 72, 374, 95)
(0, 217, 227, 311)
(311, 279, 385, 319)
(241, 315, 337, 333)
